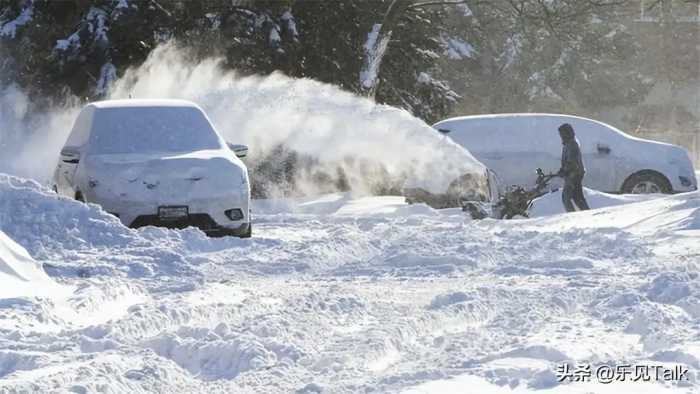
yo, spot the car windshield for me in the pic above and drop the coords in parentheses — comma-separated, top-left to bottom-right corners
(88, 106, 222, 154)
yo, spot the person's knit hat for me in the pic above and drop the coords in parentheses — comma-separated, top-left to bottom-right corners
(558, 123, 575, 139)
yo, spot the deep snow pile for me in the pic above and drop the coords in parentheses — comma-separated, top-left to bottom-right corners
(0, 229, 68, 299)
(1, 174, 700, 393)
(528, 187, 658, 217)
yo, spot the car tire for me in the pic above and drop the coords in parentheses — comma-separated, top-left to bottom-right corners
(621, 171, 672, 194)
(75, 191, 85, 202)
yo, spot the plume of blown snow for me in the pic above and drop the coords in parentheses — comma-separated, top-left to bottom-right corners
(0, 84, 80, 182)
(1, 43, 485, 197)
(108, 44, 485, 197)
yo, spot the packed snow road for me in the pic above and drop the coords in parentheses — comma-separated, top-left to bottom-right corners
(1, 174, 699, 393)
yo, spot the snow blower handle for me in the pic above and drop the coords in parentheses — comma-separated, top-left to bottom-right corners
(536, 168, 558, 178)
(533, 168, 558, 191)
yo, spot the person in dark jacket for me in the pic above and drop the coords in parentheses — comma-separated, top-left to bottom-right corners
(557, 123, 590, 212)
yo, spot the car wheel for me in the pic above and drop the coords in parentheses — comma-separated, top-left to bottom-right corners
(75, 191, 85, 202)
(622, 172, 671, 194)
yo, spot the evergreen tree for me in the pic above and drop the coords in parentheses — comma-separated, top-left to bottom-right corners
(0, 0, 696, 128)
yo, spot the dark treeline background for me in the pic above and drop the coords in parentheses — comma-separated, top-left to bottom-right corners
(1, 0, 699, 159)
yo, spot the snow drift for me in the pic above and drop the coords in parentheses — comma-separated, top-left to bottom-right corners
(528, 187, 658, 217)
(0, 230, 66, 299)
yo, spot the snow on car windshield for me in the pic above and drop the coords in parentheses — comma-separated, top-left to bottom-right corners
(88, 106, 222, 154)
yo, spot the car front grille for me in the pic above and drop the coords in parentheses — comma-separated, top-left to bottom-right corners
(130, 214, 219, 232)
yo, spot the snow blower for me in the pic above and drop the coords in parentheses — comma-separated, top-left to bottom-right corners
(462, 168, 558, 219)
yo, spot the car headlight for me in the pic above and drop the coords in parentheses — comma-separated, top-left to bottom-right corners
(225, 209, 244, 221)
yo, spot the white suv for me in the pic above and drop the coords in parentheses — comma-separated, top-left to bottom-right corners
(52, 99, 252, 237)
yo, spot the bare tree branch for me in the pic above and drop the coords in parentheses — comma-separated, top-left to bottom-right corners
(406, 0, 468, 10)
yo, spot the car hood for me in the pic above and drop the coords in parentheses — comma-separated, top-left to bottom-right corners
(81, 149, 248, 201)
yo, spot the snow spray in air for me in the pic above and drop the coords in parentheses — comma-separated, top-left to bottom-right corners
(1, 43, 485, 198)
(0, 85, 81, 181)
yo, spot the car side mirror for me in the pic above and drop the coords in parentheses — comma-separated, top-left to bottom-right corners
(227, 143, 248, 158)
(597, 143, 611, 155)
(60, 146, 81, 164)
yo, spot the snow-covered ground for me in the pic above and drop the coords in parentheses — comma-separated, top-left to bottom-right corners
(529, 187, 658, 217)
(1, 173, 699, 393)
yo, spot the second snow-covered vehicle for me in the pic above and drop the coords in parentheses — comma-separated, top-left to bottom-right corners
(434, 114, 697, 195)
(52, 99, 252, 238)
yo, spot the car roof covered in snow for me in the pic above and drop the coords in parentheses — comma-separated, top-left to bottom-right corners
(433, 112, 679, 146)
(434, 113, 616, 128)
(88, 99, 201, 109)
(64, 99, 217, 150)
(432, 112, 681, 158)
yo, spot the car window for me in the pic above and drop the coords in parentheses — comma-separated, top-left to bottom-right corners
(88, 106, 222, 154)
(65, 108, 93, 148)
(568, 119, 618, 153)
(437, 117, 561, 155)
(436, 118, 507, 153)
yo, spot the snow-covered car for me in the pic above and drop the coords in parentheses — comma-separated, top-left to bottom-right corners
(433, 114, 697, 194)
(52, 99, 252, 238)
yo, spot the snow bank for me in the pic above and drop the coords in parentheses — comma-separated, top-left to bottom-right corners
(333, 196, 439, 217)
(143, 332, 278, 381)
(528, 187, 658, 217)
(0, 173, 135, 258)
(252, 193, 442, 218)
(0, 230, 67, 299)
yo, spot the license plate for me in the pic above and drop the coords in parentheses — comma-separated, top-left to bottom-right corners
(158, 206, 188, 220)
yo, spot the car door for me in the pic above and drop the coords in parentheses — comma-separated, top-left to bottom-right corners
(452, 118, 521, 188)
(482, 116, 561, 190)
(572, 119, 617, 192)
(442, 116, 556, 190)
(524, 117, 565, 190)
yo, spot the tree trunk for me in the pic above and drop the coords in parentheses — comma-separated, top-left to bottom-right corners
(660, 0, 677, 132)
(359, 0, 410, 98)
